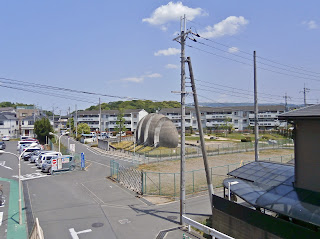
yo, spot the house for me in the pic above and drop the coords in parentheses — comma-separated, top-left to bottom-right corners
(0, 112, 18, 138)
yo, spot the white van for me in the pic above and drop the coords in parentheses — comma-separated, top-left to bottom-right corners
(36, 152, 62, 169)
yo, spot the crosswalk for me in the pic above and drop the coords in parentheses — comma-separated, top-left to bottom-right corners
(86, 147, 141, 163)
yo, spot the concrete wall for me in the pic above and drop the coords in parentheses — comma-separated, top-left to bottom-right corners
(294, 119, 320, 192)
(98, 139, 109, 151)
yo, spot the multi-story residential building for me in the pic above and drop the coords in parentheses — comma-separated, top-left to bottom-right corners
(76, 109, 148, 132)
(0, 112, 19, 138)
(160, 105, 287, 131)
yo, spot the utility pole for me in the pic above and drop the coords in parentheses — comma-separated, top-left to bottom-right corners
(301, 83, 310, 106)
(173, 15, 191, 225)
(283, 93, 291, 112)
(59, 110, 62, 133)
(254, 51, 259, 162)
(75, 104, 78, 138)
(187, 56, 214, 211)
(99, 98, 102, 141)
(52, 107, 55, 132)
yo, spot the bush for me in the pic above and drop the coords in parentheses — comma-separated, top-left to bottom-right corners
(241, 137, 252, 142)
(185, 133, 191, 136)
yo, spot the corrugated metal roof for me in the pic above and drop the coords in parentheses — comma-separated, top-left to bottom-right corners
(278, 104, 320, 119)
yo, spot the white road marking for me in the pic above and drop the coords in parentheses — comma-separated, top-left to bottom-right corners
(12, 173, 49, 181)
(118, 219, 131, 224)
(28, 164, 33, 166)
(0, 212, 3, 226)
(31, 166, 37, 168)
(69, 228, 92, 239)
(0, 161, 13, 170)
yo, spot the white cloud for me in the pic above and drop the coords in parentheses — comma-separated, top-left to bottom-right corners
(165, 64, 178, 69)
(154, 48, 180, 56)
(121, 77, 144, 83)
(142, 2, 205, 26)
(121, 73, 162, 83)
(228, 47, 239, 53)
(145, 73, 162, 78)
(199, 16, 249, 39)
(302, 20, 318, 29)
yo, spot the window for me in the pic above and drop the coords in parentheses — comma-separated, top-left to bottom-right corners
(234, 111, 238, 115)
(16, 121, 18, 125)
(22, 121, 24, 125)
(234, 119, 238, 124)
(28, 121, 34, 125)
(0, 121, 3, 125)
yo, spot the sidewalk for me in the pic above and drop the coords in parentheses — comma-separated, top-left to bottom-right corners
(0, 178, 28, 239)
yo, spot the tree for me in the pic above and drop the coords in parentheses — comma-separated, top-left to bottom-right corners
(218, 117, 233, 136)
(76, 123, 90, 137)
(114, 109, 127, 142)
(34, 118, 54, 144)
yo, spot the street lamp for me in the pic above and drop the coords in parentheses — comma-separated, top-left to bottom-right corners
(0, 142, 38, 225)
(49, 131, 69, 153)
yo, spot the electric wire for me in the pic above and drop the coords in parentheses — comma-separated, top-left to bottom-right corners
(187, 19, 320, 76)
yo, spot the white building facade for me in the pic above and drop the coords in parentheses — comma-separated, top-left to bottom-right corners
(160, 105, 287, 131)
(76, 109, 148, 132)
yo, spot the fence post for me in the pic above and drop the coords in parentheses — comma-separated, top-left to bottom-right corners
(193, 171, 195, 193)
(159, 173, 161, 195)
(145, 172, 147, 194)
(174, 173, 176, 198)
(281, 156, 283, 163)
(141, 171, 144, 195)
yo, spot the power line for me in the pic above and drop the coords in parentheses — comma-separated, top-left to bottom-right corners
(187, 19, 320, 76)
(193, 39, 320, 80)
(186, 44, 320, 83)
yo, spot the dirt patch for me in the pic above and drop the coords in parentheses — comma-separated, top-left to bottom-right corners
(138, 149, 294, 173)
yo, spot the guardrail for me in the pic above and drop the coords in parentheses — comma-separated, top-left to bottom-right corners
(182, 215, 233, 239)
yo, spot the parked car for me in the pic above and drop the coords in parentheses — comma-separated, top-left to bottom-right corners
(42, 155, 75, 173)
(22, 148, 41, 161)
(36, 152, 62, 169)
(2, 136, 10, 141)
(17, 140, 37, 151)
(0, 142, 6, 150)
(29, 150, 51, 163)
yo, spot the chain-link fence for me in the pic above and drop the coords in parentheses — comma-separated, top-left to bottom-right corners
(133, 139, 293, 164)
(110, 154, 293, 197)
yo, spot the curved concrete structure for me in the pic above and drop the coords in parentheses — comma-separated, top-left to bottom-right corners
(136, 113, 179, 148)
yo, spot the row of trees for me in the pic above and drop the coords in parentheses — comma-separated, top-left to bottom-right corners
(85, 100, 180, 113)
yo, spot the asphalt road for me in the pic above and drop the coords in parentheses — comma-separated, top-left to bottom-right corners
(0, 139, 212, 239)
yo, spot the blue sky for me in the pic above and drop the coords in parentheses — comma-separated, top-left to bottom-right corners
(0, 0, 319, 114)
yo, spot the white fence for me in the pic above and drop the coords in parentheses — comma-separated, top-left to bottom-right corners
(29, 218, 44, 239)
(182, 215, 233, 239)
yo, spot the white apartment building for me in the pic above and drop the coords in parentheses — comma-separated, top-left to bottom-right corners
(160, 105, 287, 131)
(76, 109, 148, 132)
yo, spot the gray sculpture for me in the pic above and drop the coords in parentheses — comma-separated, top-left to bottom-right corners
(136, 113, 179, 148)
